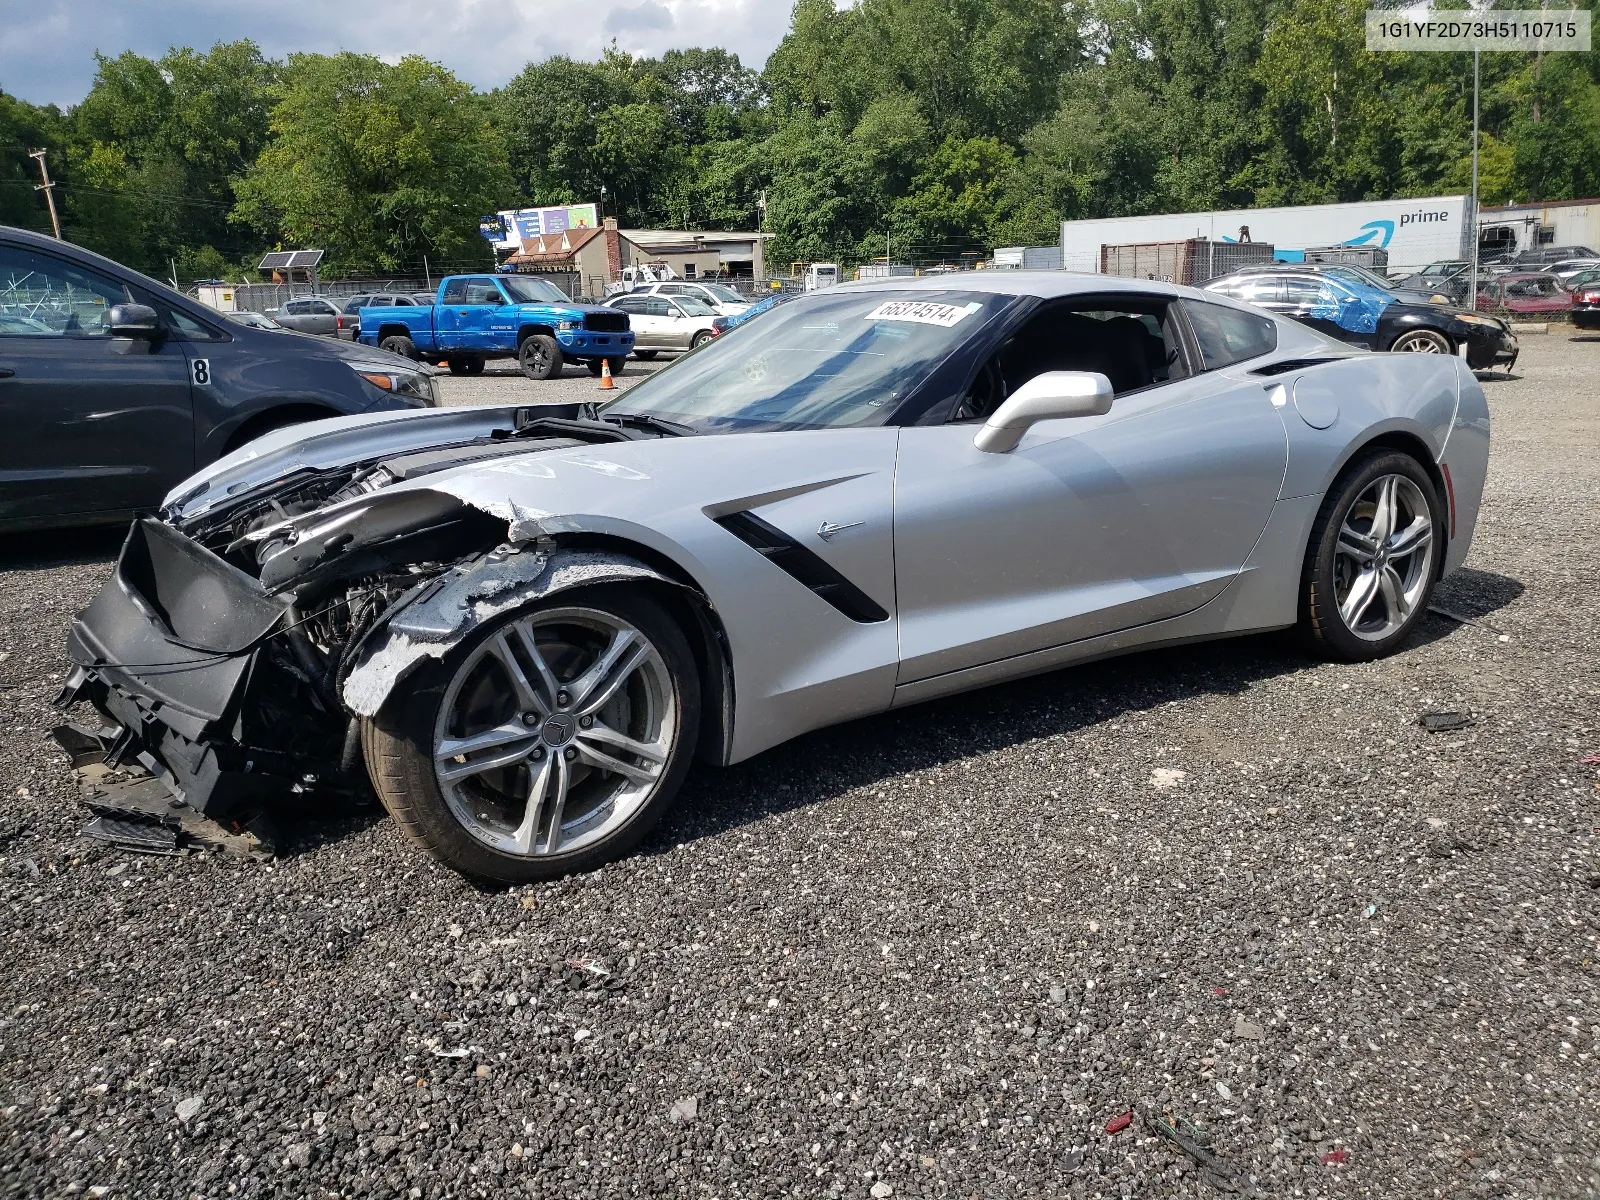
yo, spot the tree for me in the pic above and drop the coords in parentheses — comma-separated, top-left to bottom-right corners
(233, 53, 512, 273)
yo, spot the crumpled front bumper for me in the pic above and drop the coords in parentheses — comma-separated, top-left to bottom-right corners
(55, 519, 327, 848)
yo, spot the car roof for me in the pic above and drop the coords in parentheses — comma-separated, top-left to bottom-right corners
(831, 270, 1210, 302)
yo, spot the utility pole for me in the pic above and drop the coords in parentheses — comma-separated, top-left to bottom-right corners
(28, 149, 61, 239)
(1470, 48, 1480, 312)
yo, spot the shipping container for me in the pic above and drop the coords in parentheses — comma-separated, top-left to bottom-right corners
(1304, 245, 1390, 269)
(1099, 239, 1276, 285)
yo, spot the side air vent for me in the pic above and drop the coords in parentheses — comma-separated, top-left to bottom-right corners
(1251, 358, 1340, 377)
(714, 511, 889, 624)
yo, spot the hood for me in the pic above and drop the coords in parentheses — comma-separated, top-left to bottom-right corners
(163, 403, 548, 518)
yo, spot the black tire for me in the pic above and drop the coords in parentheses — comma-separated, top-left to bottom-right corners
(585, 358, 604, 376)
(518, 333, 562, 380)
(362, 585, 700, 885)
(1299, 450, 1443, 662)
(1389, 328, 1452, 354)
(379, 334, 418, 360)
(585, 357, 626, 377)
(606, 356, 627, 376)
(690, 330, 714, 349)
(447, 356, 485, 376)
(633, 350, 659, 361)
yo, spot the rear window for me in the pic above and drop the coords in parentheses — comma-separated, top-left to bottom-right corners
(1181, 300, 1279, 369)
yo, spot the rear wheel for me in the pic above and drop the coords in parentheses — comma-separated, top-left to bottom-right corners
(362, 586, 700, 884)
(1299, 451, 1442, 661)
(1390, 328, 1452, 354)
(633, 350, 659, 361)
(518, 333, 562, 380)
(379, 334, 418, 360)
(690, 330, 714, 350)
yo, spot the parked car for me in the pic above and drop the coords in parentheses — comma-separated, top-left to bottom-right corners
(1229, 261, 1453, 305)
(626, 280, 751, 317)
(269, 296, 343, 336)
(1545, 259, 1600, 282)
(0, 225, 437, 532)
(227, 310, 284, 331)
(56, 273, 1490, 882)
(359, 274, 632, 379)
(711, 290, 800, 335)
(1571, 280, 1600, 331)
(1508, 244, 1599, 269)
(1204, 269, 1517, 369)
(605, 293, 721, 358)
(338, 292, 419, 340)
(1475, 272, 1573, 316)
(1561, 267, 1600, 293)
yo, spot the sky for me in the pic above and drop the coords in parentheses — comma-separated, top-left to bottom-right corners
(0, 0, 797, 108)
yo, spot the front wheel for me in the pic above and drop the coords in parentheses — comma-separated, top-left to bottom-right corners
(1390, 328, 1452, 354)
(379, 334, 418, 360)
(518, 333, 562, 380)
(447, 356, 485, 376)
(1299, 451, 1442, 661)
(362, 586, 700, 884)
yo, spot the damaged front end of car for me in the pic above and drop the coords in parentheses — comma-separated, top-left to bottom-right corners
(53, 405, 681, 856)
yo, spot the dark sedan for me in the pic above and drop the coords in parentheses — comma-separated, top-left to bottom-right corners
(0, 226, 437, 532)
(1571, 280, 1600, 331)
(1204, 269, 1517, 370)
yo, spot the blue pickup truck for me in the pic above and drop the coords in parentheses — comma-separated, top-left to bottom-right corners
(359, 273, 633, 379)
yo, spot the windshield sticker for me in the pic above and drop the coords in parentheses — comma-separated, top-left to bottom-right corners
(863, 300, 983, 327)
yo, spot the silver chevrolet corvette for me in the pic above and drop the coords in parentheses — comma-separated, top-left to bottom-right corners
(57, 273, 1489, 882)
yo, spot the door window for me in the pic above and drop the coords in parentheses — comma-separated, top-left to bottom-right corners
(953, 296, 1189, 420)
(1180, 300, 1279, 369)
(646, 298, 674, 317)
(659, 284, 688, 296)
(441, 279, 470, 304)
(0, 245, 131, 337)
(463, 280, 504, 304)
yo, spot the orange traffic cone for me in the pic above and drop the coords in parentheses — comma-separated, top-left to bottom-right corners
(598, 357, 615, 390)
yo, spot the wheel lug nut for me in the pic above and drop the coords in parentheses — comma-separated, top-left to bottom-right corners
(563, 747, 577, 761)
(530, 747, 545, 760)
(557, 690, 571, 707)
(578, 715, 593, 729)
(523, 712, 539, 726)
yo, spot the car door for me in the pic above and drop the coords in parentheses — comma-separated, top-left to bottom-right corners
(892, 295, 1288, 688)
(662, 299, 698, 349)
(435, 278, 472, 346)
(609, 297, 651, 348)
(303, 299, 339, 337)
(0, 240, 195, 524)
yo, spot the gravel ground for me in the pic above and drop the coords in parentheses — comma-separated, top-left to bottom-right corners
(1, 335, 1597, 1199)
(433, 355, 667, 408)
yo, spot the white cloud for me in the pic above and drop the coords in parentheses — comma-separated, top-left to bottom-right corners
(0, 0, 794, 107)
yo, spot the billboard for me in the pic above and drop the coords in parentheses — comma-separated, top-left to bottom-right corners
(1060, 196, 1472, 274)
(484, 203, 600, 249)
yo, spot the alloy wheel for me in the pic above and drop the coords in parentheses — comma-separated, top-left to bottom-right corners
(431, 607, 676, 858)
(1332, 474, 1436, 641)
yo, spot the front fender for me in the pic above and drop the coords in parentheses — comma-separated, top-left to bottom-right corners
(340, 546, 677, 718)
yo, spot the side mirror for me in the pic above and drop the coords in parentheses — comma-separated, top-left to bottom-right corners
(108, 303, 161, 339)
(973, 371, 1114, 454)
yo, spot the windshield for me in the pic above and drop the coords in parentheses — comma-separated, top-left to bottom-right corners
(673, 297, 717, 316)
(499, 276, 569, 304)
(700, 284, 745, 304)
(1327, 265, 1396, 291)
(601, 289, 1008, 433)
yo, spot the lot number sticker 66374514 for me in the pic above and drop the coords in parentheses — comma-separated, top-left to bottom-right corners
(190, 358, 211, 385)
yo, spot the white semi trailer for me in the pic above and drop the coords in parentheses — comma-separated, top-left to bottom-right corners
(1060, 195, 1473, 276)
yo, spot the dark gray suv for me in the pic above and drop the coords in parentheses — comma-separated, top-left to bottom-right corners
(0, 227, 437, 532)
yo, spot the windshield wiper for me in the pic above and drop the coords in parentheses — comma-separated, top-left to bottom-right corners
(600, 412, 696, 437)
